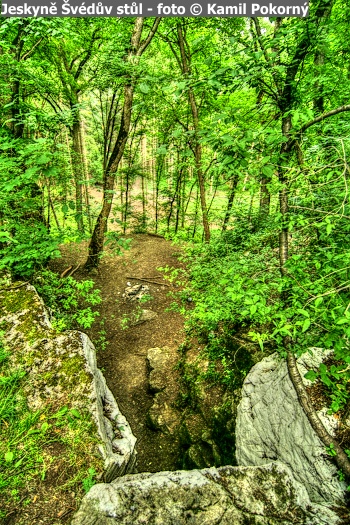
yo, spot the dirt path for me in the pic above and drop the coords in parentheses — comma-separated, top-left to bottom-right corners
(51, 234, 186, 472)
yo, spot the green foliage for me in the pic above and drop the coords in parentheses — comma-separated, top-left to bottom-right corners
(326, 443, 337, 457)
(32, 269, 101, 331)
(0, 136, 62, 277)
(82, 468, 97, 493)
(0, 332, 103, 519)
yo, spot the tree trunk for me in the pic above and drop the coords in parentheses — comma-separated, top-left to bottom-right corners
(85, 17, 161, 269)
(259, 176, 271, 218)
(177, 24, 210, 243)
(86, 84, 134, 268)
(71, 117, 85, 234)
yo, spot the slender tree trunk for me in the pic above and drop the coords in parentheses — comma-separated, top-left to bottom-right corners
(278, 115, 292, 277)
(71, 118, 85, 234)
(259, 176, 271, 218)
(192, 186, 199, 238)
(177, 24, 210, 243)
(81, 118, 93, 233)
(85, 17, 161, 269)
(86, 84, 134, 268)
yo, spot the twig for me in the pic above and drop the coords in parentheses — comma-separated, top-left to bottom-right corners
(57, 506, 76, 519)
(60, 266, 73, 279)
(0, 281, 29, 292)
(68, 264, 80, 278)
(60, 264, 80, 280)
(305, 282, 350, 305)
(126, 276, 170, 287)
(289, 205, 350, 220)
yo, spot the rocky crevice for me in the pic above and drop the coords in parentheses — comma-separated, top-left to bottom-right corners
(0, 283, 137, 483)
(2, 284, 349, 524)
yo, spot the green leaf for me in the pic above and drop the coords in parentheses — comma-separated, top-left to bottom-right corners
(250, 304, 257, 315)
(70, 408, 82, 419)
(139, 83, 150, 94)
(5, 451, 14, 463)
(297, 309, 309, 317)
(304, 370, 318, 382)
(156, 145, 167, 155)
(262, 165, 273, 177)
(315, 297, 323, 307)
(336, 318, 349, 325)
(302, 318, 311, 332)
(14, 458, 24, 468)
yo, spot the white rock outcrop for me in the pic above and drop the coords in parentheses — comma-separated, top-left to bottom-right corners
(236, 351, 346, 504)
(0, 283, 137, 482)
(71, 462, 340, 525)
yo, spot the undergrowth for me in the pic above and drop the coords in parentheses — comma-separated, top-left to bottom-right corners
(167, 213, 350, 416)
(32, 269, 102, 331)
(0, 332, 103, 521)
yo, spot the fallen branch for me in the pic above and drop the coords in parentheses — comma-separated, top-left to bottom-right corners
(67, 264, 80, 278)
(60, 266, 73, 279)
(287, 350, 350, 478)
(0, 281, 29, 292)
(126, 276, 170, 287)
(60, 264, 80, 280)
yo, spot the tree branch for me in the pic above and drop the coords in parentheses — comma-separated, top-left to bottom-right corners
(287, 351, 350, 478)
(300, 104, 350, 133)
(137, 17, 162, 57)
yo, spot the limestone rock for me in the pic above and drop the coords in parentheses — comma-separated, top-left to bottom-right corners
(0, 284, 137, 482)
(71, 462, 340, 525)
(124, 284, 149, 302)
(147, 390, 179, 433)
(147, 347, 172, 393)
(146, 347, 179, 434)
(236, 351, 346, 504)
(131, 309, 158, 326)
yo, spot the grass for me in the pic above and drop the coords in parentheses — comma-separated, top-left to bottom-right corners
(0, 333, 103, 522)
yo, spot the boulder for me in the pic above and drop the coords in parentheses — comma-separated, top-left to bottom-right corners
(124, 284, 150, 302)
(131, 309, 158, 326)
(71, 462, 340, 525)
(146, 347, 179, 433)
(147, 347, 172, 393)
(0, 283, 137, 482)
(236, 351, 346, 504)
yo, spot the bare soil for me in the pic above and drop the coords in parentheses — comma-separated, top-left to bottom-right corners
(50, 233, 187, 473)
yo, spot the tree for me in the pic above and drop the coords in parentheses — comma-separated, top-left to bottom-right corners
(85, 17, 161, 269)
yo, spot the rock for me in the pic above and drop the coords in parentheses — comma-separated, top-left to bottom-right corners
(131, 309, 158, 326)
(146, 347, 180, 434)
(147, 389, 179, 433)
(71, 462, 340, 525)
(147, 347, 172, 393)
(124, 284, 150, 302)
(236, 351, 347, 504)
(0, 283, 137, 482)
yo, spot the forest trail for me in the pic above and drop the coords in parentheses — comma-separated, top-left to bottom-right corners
(50, 234, 186, 472)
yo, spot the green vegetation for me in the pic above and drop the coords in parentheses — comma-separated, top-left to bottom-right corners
(32, 269, 102, 331)
(1, 2, 350, 508)
(0, 333, 103, 520)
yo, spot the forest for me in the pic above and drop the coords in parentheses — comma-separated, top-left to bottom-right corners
(1, 2, 350, 523)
